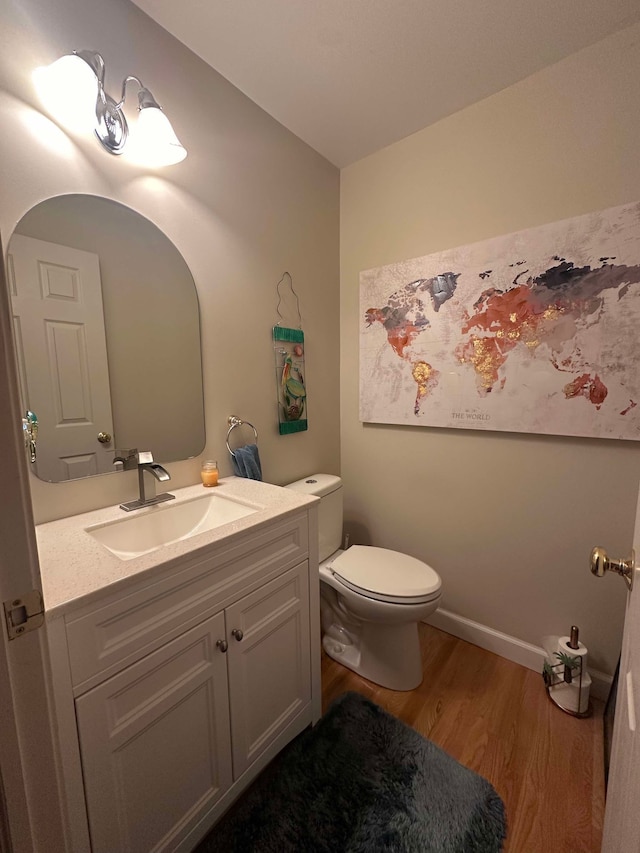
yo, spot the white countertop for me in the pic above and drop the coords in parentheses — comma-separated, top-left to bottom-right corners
(36, 477, 317, 617)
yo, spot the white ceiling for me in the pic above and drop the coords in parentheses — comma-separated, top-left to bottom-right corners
(131, 0, 640, 167)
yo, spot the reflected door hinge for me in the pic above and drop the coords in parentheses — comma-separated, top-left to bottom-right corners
(3, 590, 44, 639)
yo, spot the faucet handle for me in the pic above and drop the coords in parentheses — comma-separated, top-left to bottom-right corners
(113, 448, 139, 470)
(137, 451, 154, 465)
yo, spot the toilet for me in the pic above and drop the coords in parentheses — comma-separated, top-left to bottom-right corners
(286, 474, 442, 691)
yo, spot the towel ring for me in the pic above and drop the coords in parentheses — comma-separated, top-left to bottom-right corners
(226, 416, 258, 457)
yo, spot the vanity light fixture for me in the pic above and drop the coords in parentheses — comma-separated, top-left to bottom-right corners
(33, 50, 187, 167)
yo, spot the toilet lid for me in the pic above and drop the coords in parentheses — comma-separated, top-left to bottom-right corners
(330, 545, 441, 604)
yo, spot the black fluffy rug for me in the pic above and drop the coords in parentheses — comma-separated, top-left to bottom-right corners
(195, 691, 506, 852)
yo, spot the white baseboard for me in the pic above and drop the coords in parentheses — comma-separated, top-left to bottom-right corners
(425, 608, 612, 703)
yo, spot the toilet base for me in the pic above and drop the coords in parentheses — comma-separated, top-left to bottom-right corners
(322, 620, 424, 691)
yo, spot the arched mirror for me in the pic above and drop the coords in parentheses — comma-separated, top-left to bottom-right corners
(7, 194, 205, 482)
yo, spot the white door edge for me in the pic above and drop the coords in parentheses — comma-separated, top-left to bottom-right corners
(0, 237, 67, 851)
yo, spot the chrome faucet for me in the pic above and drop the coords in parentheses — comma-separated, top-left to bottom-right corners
(120, 451, 175, 512)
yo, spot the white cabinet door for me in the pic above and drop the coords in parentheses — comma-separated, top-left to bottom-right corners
(227, 562, 311, 778)
(75, 612, 232, 853)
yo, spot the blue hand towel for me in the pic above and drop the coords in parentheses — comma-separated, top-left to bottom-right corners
(231, 444, 262, 480)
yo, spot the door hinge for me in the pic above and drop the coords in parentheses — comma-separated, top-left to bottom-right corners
(3, 590, 44, 639)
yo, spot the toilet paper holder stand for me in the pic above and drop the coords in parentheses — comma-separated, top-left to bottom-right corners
(542, 627, 592, 718)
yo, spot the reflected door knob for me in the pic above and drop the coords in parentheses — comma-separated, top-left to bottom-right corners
(590, 546, 635, 591)
(97, 432, 112, 444)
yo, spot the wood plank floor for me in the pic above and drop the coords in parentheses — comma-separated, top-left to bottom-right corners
(321, 624, 605, 853)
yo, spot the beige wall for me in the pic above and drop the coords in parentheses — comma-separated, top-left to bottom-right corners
(0, 0, 340, 522)
(340, 23, 640, 675)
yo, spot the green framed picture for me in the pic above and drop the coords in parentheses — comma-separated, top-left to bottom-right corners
(273, 326, 308, 435)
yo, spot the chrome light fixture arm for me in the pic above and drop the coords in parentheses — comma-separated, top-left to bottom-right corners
(117, 75, 145, 109)
(116, 75, 160, 110)
(73, 50, 129, 155)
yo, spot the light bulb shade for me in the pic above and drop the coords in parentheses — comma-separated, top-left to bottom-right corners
(33, 54, 100, 134)
(127, 104, 187, 167)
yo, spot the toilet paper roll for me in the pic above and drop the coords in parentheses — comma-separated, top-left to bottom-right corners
(557, 637, 588, 675)
(550, 670, 592, 715)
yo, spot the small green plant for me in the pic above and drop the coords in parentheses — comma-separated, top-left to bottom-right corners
(554, 651, 580, 684)
(542, 661, 555, 687)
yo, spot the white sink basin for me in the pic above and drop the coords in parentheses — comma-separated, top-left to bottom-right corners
(86, 492, 259, 560)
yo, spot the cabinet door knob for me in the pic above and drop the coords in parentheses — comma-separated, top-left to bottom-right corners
(216, 639, 228, 653)
(231, 628, 244, 642)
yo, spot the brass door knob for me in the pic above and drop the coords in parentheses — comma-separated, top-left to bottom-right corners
(97, 432, 112, 444)
(590, 546, 634, 591)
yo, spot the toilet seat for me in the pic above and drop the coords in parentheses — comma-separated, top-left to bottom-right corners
(328, 545, 441, 605)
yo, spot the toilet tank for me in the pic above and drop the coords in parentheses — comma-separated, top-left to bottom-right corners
(285, 474, 342, 562)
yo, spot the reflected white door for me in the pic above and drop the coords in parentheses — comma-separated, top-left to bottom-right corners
(601, 485, 640, 851)
(8, 235, 115, 480)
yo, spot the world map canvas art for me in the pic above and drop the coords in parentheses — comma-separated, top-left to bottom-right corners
(360, 201, 640, 440)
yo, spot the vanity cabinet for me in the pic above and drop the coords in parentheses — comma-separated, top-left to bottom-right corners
(75, 564, 310, 853)
(44, 503, 320, 853)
